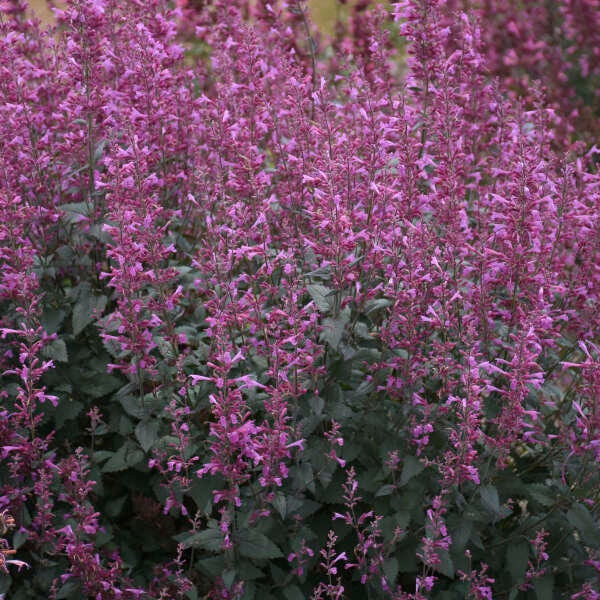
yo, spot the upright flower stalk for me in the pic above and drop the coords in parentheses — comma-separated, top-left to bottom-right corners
(0, 0, 599, 598)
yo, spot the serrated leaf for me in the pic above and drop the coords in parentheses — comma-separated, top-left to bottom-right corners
(272, 493, 287, 519)
(185, 586, 198, 600)
(119, 395, 145, 419)
(222, 569, 236, 590)
(400, 455, 425, 486)
(434, 548, 455, 578)
(135, 419, 159, 452)
(534, 574, 554, 599)
(196, 556, 226, 577)
(365, 298, 392, 315)
(527, 483, 555, 507)
(308, 395, 324, 415)
(42, 338, 68, 363)
(102, 335, 122, 358)
(353, 321, 372, 340)
(307, 284, 332, 313)
(155, 336, 175, 360)
(188, 476, 220, 512)
(289, 497, 321, 519)
(92, 450, 114, 464)
(383, 557, 399, 584)
(104, 495, 128, 518)
(93, 139, 107, 164)
(567, 503, 600, 547)
(451, 519, 472, 551)
(347, 380, 374, 402)
(12, 529, 28, 550)
(72, 284, 107, 335)
(506, 541, 529, 583)
(183, 528, 224, 551)
(237, 561, 264, 581)
(101, 442, 144, 472)
(238, 530, 283, 559)
(480, 485, 500, 516)
(41, 308, 67, 334)
(376, 484, 396, 497)
(55, 399, 83, 428)
(240, 580, 256, 600)
(320, 311, 350, 350)
(55, 579, 82, 599)
(86, 375, 122, 399)
(283, 585, 305, 600)
(59, 202, 90, 225)
(295, 461, 315, 494)
(101, 447, 128, 473)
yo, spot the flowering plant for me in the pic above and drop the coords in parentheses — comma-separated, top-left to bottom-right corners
(0, 0, 599, 598)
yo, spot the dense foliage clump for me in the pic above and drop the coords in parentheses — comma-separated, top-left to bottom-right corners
(0, 0, 599, 598)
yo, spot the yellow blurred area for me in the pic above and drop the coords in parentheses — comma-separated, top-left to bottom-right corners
(25, 0, 346, 31)
(26, 0, 57, 23)
(307, 0, 341, 35)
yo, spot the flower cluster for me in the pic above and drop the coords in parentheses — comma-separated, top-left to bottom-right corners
(0, 0, 599, 598)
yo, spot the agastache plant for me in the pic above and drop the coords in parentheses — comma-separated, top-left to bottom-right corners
(0, 0, 599, 598)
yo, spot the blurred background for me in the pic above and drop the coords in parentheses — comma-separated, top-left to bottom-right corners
(25, 0, 344, 31)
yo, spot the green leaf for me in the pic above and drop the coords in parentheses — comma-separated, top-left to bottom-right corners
(434, 548, 455, 578)
(295, 461, 315, 494)
(93, 139, 107, 164)
(41, 307, 67, 334)
(383, 557, 399, 584)
(119, 395, 146, 419)
(92, 450, 114, 464)
(55, 579, 82, 599)
(320, 312, 350, 350)
(347, 380, 375, 402)
(237, 561, 264, 581)
(534, 574, 554, 599)
(135, 419, 159, 453)
(238, 530, 283, 560)
(59, 202, 90, 225)
(289, 497, 321, 519)
(55, 399, 84, 428)
(567, 503, 600, 547)
(196, 556, 226, 577)
(306, 284, 332, 313)
(527, 484, 555, 507)
(480, 485, 500, 516)
(86, 375, 122, 399)
(283, 585, 305, 600)
(272, 492, 287, 519)
(182, 528, 224, 551)
(188, 476, 219, 512)
(375, 484, 396, 497)
(155, 336, 176, 360)
(222, 569, 236, 590)
(396, 543, 418, 572)
(308, 395, 324, 415)
(365, 298, 392, 315)
(185, 586, 198, 600)
(12, 529, 28, 550)
(72, 284, 107, 335)
(101, 442, 144, 472)
(240, 581, 257, 600)
(506, 541, 529, 583)
(400, 455, 425, 486)
(353, 321, 372, 340)
(42, 338, 68, 363)
(104, 495, 128, 519)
